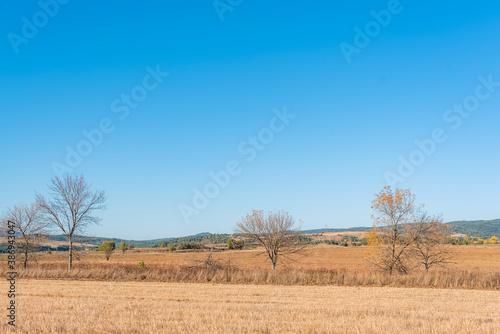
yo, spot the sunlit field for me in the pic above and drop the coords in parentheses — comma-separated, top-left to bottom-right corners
(1, 279, 499, 333)
(14, 242, 500, 271)
(2, 244, 499, 289)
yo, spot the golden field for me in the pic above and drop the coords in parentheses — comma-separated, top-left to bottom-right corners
(1, 279, 499, 333)
(2, 244, 499, 289)
(0, 244, 499, 333)
(15, 243, 500, 271)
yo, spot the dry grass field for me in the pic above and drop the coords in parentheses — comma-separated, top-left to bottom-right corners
(16, 243, 500, 271)
(1, 244, 499, 332)
(1, 279, 499, 333)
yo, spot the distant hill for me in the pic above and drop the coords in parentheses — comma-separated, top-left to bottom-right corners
(302, 227, 369, 234)
(447, 219, 500, 238)
(45, 235, 173, 248)
(303, 220, 500, 238)
(46, 233, 233, 249)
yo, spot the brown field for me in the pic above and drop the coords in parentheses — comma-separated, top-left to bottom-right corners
(1, 279, 499, 333)
(1, 244, 499, 333)
(15, 243, 500, 271)
(2, 244, 499, 289)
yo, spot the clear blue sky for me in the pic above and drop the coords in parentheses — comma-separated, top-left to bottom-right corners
(1, 0, 499, 239)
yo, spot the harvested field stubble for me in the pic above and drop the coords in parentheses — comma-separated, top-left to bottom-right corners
(1, 280, 499, 333)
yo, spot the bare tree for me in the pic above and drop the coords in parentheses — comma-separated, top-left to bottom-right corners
(366, 187, 433, 275)
(413, 219, 453, 273)
(235, 210, 303, 271)
(3, 202, 48, 269)
(36, 174, 106, 270)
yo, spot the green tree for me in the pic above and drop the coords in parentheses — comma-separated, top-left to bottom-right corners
(98, 241, 115, 261)
(119, 242, 127, 253)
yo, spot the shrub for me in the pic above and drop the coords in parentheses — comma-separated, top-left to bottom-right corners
(168, 244, 177, 252)
(177, 242, 203, 250)
(233, 239, 244, 250)
(127, 244, 135, 250)
(120, 242, 127, 253)
(227, 239, 235, 250)
(138, 260, 146, 269)
(97, 241, 115, 261)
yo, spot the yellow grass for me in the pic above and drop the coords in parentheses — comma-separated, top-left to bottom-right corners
(2, 244, 499, 289)
(1, 279, 499, 333)
(20, 243, 500, 271)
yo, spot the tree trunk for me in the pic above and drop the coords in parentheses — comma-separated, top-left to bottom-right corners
(425, 265, 429, 274)
(272, 262, 276, 271)
(24, 247, 28, 269)
(68, 238, 73, 270)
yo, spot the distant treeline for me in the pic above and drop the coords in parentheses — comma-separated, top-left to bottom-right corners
(151, 234, 233, 248)
(447, 219, 500, 238)
(46, 235, 168, 248)
(0, 244, 85, 254)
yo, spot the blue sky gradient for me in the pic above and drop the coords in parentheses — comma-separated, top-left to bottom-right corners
(1, 0, 499, 239)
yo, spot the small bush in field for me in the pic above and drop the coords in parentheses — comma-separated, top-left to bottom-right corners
(127, 244, 135, 250)
(120, 242, 128, 253)
(169, 244, 177, 251)
(46, 250, 52, 255)
(233, 239, 244, 249)
(177, 242, 203, 250)
(138, 260, 146, 269)
(97, 241, 116, 260)
(228, 239, 244, 250)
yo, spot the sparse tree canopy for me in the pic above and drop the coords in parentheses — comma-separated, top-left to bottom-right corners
(413, 219, 453, 273)
(36, 174, 106, 270)
(366, 187, 437, 275)
(235, 209, 303, 271)
(3, 202, 48, 269)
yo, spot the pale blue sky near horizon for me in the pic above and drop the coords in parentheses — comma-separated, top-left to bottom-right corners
(1, 1, 499, 240)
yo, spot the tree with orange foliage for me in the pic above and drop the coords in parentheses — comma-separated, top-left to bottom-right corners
(366, 187, 436, 275)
